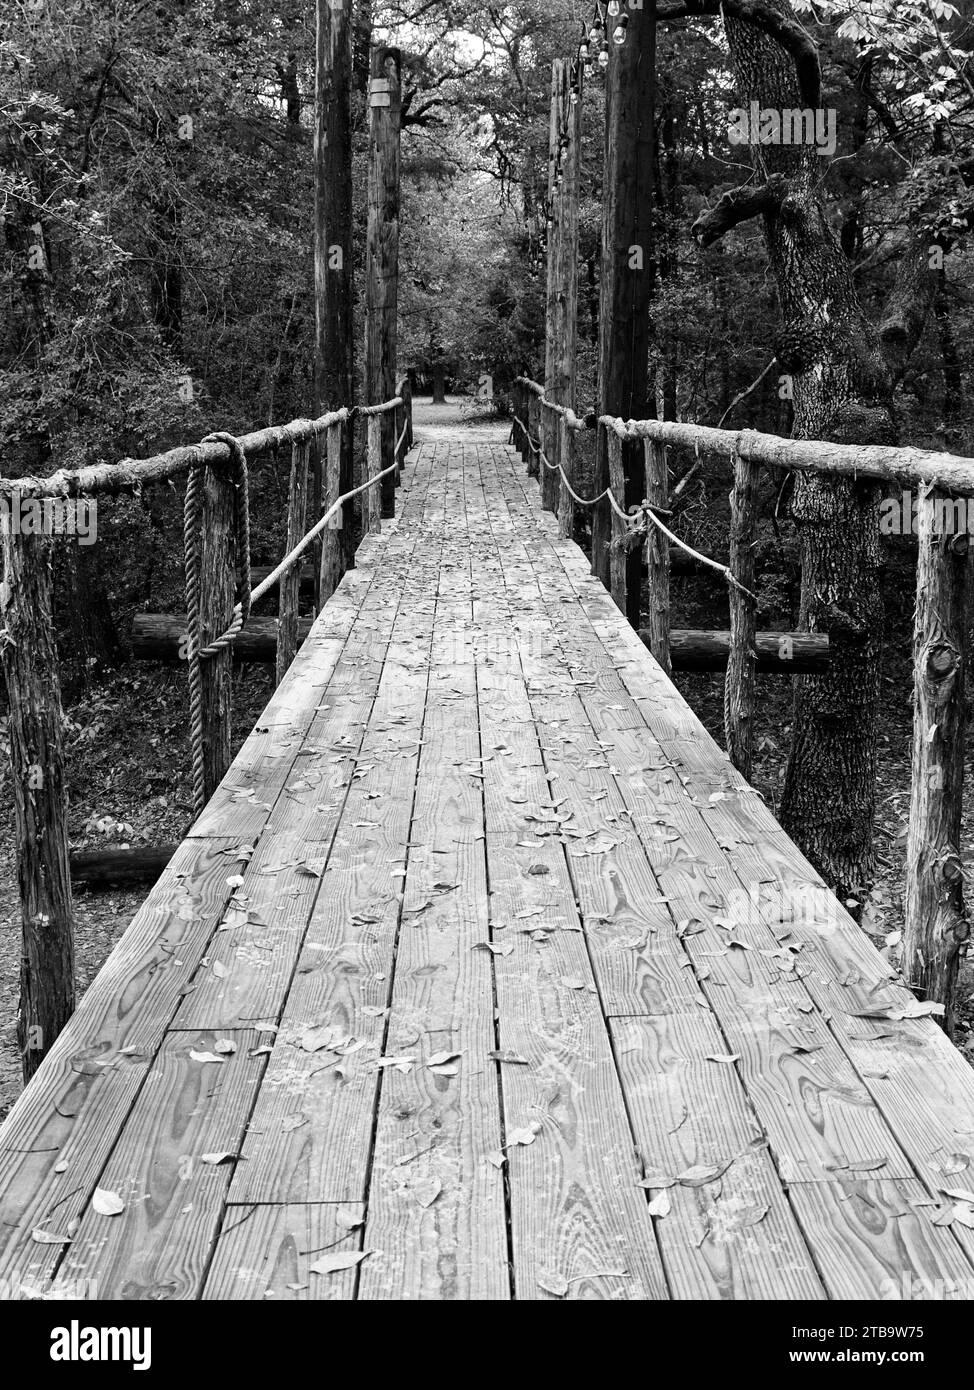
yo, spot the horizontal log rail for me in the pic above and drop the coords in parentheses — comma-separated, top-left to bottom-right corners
(0, 383, 413, 1082)
(516, 373, 974, 1034)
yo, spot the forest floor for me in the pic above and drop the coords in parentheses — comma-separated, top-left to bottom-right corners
(0, 394, 971, 1118)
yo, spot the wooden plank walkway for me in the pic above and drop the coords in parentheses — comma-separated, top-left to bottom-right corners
(3, 428, 974, 1300)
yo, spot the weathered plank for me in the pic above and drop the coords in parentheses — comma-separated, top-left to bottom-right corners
(205, 1203, 364, 1300)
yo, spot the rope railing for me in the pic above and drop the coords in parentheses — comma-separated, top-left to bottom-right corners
(0, 382, 416, 1045)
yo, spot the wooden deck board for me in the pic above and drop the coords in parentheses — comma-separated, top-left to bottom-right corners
(3, 432, 974, 1298)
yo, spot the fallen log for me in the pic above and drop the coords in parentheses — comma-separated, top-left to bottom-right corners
(134, 614, 829, 673)
(70, 845, 177, 887)
(132, 614, 312, 663)
(653, 629, 830, 673)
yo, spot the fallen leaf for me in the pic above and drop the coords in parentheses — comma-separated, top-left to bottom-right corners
(189, 1050, 226, 1064)
(705, 1053, 740, 1065)
(200, 1151, 239, 1166)
(31, 1228, 71, 1245)
(214, 1038, 236, 1055)
(92, 1187, 125, 1217)
(538, 1271, 568, 1297)
(647, 1189, 671, 1218)
(309, 1251, 373, 1275)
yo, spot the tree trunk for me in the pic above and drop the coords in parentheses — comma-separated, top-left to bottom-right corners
(712, 4, 896, 899)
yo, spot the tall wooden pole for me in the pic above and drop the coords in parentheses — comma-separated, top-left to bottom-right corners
(904, 499, 971, 1034)
(592, 7, 656, 629)
(366, 45, 402, 520)
(315, 0, 354, 578)
(0, 531, 75, 1080)
(544, 59, 582, 411)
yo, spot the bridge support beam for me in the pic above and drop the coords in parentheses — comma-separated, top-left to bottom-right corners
(904, 496, 971, 1034)
(0, 529, 75, 1081)
(366, 45, 402, 520)
(592, 3, 656, 633)
(315, 0, 354, 571)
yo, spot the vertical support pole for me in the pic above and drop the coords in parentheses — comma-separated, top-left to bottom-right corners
(199, 463, 236, 799)
(904, 492, 971, 1033)
(545, 59, 583, 412)
(366, 45, 401, 520)
(394, 400, 404, 482)
(725, 449, 760, 775)
(544, 61, 566, 403)
(0, 529, 74, 1081)
(593, 5, 656, 598)
(643, 438, 671, 676)
(558, 417, 575, 539)
(277, 435, 310, 686)
(527, 393, 541, 478)
(365, 414, 383, 534)
(315, 0, 354, 544)
(606, 427, 629, 616)
(318, 417, 345, 604)
(403, 376, 413, 449)
(540, 403, 555, 511)
(310, 437, 323, 614)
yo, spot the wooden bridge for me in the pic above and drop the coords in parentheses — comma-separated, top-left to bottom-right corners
(4, 418, 974, 1300)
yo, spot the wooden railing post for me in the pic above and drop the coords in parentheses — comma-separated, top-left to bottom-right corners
(643, 438, 671, 675)
(365, 46, 402, 521)
(606, 427, 629, 616)
(725, 449, 760, 775)
(404, 377, 413, 450)
(318, 417, 344, 604)
(540, 403, 556, 511)
(365, 414, 383, 534)
(904, 492, 971, 1033)
(1, 528, 75, 1081)
(199, 462, 237, 798)
(277, 435, 309, 685)
(527, 393, 541, 478)
(394, 399, 405, 485)
(558, 417, 575, 539)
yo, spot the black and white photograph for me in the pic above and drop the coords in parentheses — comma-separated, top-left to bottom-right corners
(1, 0, 974, 1351)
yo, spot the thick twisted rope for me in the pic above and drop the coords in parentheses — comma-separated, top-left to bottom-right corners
(184, 432, 252, 815)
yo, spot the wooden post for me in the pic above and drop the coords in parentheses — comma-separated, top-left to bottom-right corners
(606, 426, 629, 615)
(593, 3, 656, 623)
(643, 439, 671, 675)
(365, 414, 383, 534)
(544, 59, 582, 412)
(277, 437, 309, 686)
(403, 377, 413, 449)
(318, 418, 344, 604)
(558, 416, 575, 539)
(310, 438, 323, 614)
(199, 464, 236, 799)
(315, 0, 354, 556)
(541, 403, 558, 512)
(365, 46, 401, 520)
(725, 451, 760, 775)
(527, 394, 541, 478)
(904, 492, 971, 1033)
(0, 529, 75, 1080)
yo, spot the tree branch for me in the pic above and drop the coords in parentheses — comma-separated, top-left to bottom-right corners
(691, 174, 788, 246)
(658, 0, 821, 108)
